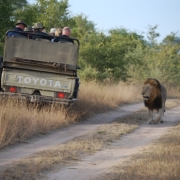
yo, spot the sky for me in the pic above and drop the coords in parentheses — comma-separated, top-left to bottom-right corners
(28, 0, 180, 42)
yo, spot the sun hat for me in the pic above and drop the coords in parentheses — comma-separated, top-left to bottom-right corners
(15, 20, 27, 27)
(33, 22, 44, 29)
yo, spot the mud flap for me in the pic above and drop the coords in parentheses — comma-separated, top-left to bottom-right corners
(0, 56, 3, 90)
(73, 77, 79, 98)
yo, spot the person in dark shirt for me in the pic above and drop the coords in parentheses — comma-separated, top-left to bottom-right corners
(7, 20, 27, 37)
(24, 25, 33, 39)
(61, 27, 74, 43)
(31, 22, 51, 41)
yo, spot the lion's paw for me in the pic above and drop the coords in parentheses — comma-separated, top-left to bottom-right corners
(153, 120, 160, 124)
(147, 120, 154, 124)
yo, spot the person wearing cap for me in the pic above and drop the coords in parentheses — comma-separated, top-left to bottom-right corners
(7, 20, 28, 37)
(31, 22, 51, 40)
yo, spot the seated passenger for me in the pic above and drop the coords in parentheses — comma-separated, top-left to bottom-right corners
(60, 27, 74, 43)
(51, 28, 62, 42)
(31, 22, 51, 41)
(49, 28, 56, 36)
(24, 25, 33, 39)
(24, 25, 33, 32)
(55, 28, 62, 36)
(7, 20, 27, 37)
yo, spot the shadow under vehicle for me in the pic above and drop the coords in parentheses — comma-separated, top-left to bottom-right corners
(0, 31, 80, 106)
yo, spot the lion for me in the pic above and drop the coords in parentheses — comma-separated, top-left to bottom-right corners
(142, 78, 167, 124)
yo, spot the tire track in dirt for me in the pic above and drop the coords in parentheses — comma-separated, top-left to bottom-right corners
(44, 106, 180, 180)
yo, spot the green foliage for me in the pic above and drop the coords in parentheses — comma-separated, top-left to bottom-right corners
(71, 14, 96, 41)
(79, 28, 146, 81)
(147, 25, 160, 46)
(1, 1, 180, 86)
(0, 0, 27, 54)
(127, 26, 180, 85)
(14, 0, 75, 32)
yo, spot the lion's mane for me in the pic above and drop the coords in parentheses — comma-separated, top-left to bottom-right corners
(143, 78, 162, 110)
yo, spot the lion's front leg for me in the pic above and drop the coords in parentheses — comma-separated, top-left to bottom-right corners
(147, 109, 154, 124)
(154, 108, 163, 124)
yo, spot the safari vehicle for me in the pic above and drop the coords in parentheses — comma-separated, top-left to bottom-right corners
(0, 31, 80, 105)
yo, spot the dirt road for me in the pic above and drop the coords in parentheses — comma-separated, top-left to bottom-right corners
(0, 103, 180, 180)
(45, 105, 180, 180)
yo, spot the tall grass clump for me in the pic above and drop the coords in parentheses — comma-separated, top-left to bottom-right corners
(165, 84, 180, 98)
(74, 81, 143, 115)
(0, 99, 70, 148)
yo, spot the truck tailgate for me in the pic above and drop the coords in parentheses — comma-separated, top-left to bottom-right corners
(1, 68, 75, 93)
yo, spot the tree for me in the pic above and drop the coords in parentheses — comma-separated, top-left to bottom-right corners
(79, 28, 146, 81)
(162, 32, 180, 45)
(72, 14, 96, 40)
(0, 0, 27, 54)
(147, 25, 160, 46)
(14, 0, 75, 32)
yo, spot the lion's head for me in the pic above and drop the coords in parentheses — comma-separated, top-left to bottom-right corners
(142, 78, 161, 102)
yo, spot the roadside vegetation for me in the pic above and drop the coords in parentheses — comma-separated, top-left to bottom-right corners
(0, 81, 142, 149)
(1, 81, 180, 149)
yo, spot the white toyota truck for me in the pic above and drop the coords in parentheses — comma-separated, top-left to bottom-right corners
(0, 30, 80, 105)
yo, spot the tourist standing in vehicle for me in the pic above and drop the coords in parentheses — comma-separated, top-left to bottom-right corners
(7, 20, 27, 37)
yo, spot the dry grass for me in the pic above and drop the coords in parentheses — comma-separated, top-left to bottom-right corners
(0, 100, 70, 148)
(73, 81, 143, 116)
(98, 123, 180, 180)
(166, 84, 180, 98)
(0, 81, 180, 149)
(0, 81, 143, 148)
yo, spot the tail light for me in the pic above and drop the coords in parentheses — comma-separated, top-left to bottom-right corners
(56, 92, 65, 99)
(9, 86, 17, 93)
